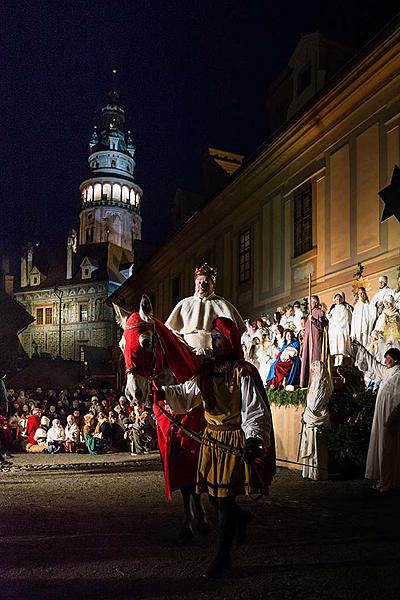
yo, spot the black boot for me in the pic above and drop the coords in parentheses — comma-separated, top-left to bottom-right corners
(203, 497, 236, 578)
(233, 508, 253, 546)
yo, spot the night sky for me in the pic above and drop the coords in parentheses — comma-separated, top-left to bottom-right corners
(2, 1, 399, 256)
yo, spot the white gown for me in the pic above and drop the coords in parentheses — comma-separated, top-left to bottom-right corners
(350, 300, 371, 346)
(356, 347, 400, 491)
(328, 304, 352, 362)
(300, 377, 331, 480)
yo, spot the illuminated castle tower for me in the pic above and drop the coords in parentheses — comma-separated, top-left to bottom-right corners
(79, 90, 143, 253)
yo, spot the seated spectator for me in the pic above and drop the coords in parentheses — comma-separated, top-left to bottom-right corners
(130, 402, 156, 454)
(267, 329, 301, 389)
(25, 407, 42, 450)
(30, 416, 50, 453)
(109, 412, 127, 452)
(117, 395, 132, 415)
(8, 404, 21, 444)
(47, 404, 58, 422)
(83, 413, 105, 455)
(72, 409, 83, 430)
(64, 415, 81, 453)
(46, 418, 65, 453)
(89, 396, 101, 415)
(95, 412, 112, 448)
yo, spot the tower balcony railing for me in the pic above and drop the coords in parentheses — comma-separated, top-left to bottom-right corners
(81, 199, 141, 213)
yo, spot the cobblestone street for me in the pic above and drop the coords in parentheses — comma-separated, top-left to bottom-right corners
(1, 453, 399, 600)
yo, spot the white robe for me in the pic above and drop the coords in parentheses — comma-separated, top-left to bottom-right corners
(356, 347, 400, 490)
(256, 342, 278, 385)
(293, 308, 304, 334)
(369, 286, 395, 327)
(165, 293, 245, 351)
(350, 300, 371, 346)
(300, 378, 331, 480)
(328, 304, 352, 356)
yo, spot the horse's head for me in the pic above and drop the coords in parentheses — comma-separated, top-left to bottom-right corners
(114, 295, 203, 405)
(114, 295, 160, 404)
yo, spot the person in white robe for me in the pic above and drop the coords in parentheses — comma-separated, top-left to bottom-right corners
(280, 306, 296, 332)
(257, 333, 279, 385)
(369, 275, 395, 330)
(165, 263, 245, 354)
(300, 361, 333, 481)
(327, 292, 353, 366)
(293, 301, 304, 334)
(354, 342, 400, 492)
(393, 275, 400, 311)
(241, 320, 256, 357)
(375, 296, 400, 353)
(350, 287, 371, 346)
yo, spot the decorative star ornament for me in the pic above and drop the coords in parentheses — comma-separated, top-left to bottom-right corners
(379, 164, 400, 223)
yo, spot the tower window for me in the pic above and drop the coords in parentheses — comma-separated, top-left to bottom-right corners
(294, 186, 313, 257)
(85, 227, 94, 243)
(111, 160, 116, 168)
(103, 183, 111, 199)
(94, 183, 102, 201)
(122, 186, 129, 202)
(113, 183, 121, 201)
(239, 229, 251, 283)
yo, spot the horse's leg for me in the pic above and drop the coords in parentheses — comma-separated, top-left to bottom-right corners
(177, 486, 194, 543)
(192, 488, 211, 535)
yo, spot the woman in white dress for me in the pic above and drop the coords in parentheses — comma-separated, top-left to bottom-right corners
(300, 361, 333, 481)
(354, 343, 400, 492)
(256, 333, 279, 385)
(350, 287, 371, 346)
(328, 292, 353, 366)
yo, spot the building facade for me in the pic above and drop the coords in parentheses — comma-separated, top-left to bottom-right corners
(15, 92, 143, 365)
(110, 21, 400, 319)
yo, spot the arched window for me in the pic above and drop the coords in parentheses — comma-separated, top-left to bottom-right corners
(130, 189, 135, 205)
(135, 192, 140, 207)
(111, 159, 116, 168)
(94, 183, 102, 201)
(81, 188, 87, 202)
(122, 186, 129, 203)
(87, 186, 93, 202)
(112, 183, 121, 201)
(103, 183, 111, 199)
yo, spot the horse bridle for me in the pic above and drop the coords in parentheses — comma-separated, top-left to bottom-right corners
(124, 321, 167, 387)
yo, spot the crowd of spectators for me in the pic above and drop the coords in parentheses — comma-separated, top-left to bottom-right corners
(0, 384, 157, 459)
(242, 274, 400, 390)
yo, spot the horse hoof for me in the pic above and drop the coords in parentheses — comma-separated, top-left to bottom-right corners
(196, 517, 212, 536)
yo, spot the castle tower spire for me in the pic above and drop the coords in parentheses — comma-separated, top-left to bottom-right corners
(78, 90, 143, 253)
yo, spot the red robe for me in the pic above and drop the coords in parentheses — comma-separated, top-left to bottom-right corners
(26, 414, 40, 445)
